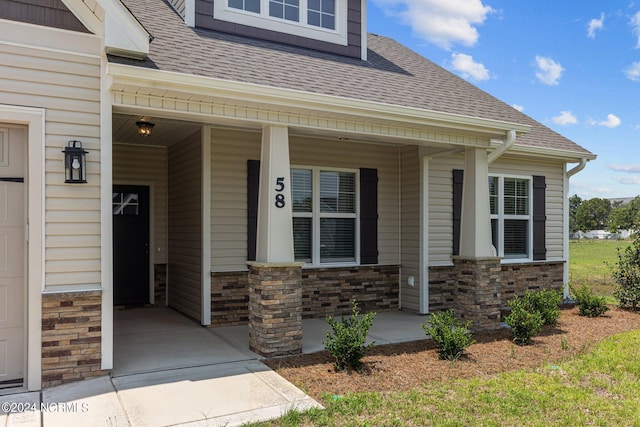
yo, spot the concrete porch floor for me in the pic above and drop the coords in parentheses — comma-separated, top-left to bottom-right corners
(1, 307, 430, 426)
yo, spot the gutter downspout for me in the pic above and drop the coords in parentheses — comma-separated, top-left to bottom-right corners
(487, 129, 517, 165)
(567, 158, 587, 178)
(563, 158, 588, 299)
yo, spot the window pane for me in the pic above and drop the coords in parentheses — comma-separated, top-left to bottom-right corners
(270, 0, 299, 21)
(291, 169, 312, 212)
(504, 178, 529, 215)
(320, 218, 355, 262)
(246, 0, 260, 13)
(307, 11, 320, 26)
(308, 0, 335, 29)
(293, 217, 312, 262)
(322, 14, 334, 29)
(320, 171, 355, 213)
(113, 192, 139, 216)
(504, 219, 528, 258)
(269, 1, 283, 17)
(229, 0, 243, 9)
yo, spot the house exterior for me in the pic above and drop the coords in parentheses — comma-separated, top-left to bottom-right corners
(0, 0, 595, 391)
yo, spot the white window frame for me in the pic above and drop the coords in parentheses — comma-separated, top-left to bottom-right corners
(292, 165, 360, 267)
(490, 174, 533, 263)
(214, 0, 348, 45)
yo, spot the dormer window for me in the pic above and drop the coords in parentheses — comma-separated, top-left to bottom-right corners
(216, 0, 346, 45)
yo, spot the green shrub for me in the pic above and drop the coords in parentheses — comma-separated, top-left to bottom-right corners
(504, 296, 544, 346)
(611, 234, 640, 310)
(324, 300, 376, 371)
(523, 289, 562, 326)
(422, 309, 475, 361)
(571, 284, 610, 317)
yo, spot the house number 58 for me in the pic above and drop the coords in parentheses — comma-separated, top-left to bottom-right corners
(275, 177, 285, 208)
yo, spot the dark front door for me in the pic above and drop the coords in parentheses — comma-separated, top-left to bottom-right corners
(113, 185, 150, 305)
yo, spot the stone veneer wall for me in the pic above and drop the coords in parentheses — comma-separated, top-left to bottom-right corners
(429, 261, 566, 324)
(247, 262, 303, 357)
(154, 264, 167, 307)
(210, 265, 400, 326)
(301, 265, 399, 318)
(41, 291, 106, 388)
(211, 271, 250, 326)
(500, 261, 564, 301)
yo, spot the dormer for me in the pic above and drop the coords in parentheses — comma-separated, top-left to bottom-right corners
(171, 0, 366, 59)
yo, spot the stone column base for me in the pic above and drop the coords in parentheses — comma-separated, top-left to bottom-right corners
(247, 262, 305, 357)
(453, 256, 502, 331)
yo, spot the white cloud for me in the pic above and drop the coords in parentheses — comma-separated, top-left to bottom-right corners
(587, 12, 605, 38)
(511, 104, 524, 112)
(625, 61, 640, 81)
(535, 56, 564, 85)
(614, 175, 640, 185)
(632, 11, 640, 48)
(371, 0, 494, 49)
(598, 113, 622, 128)
(450, 53, 490, 81)
(552, 111, 578, 125)
(609, 164, 640, 172)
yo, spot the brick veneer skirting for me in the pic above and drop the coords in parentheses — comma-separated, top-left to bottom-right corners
(210, 265, 400, 326)
(41, 290, 106, 388)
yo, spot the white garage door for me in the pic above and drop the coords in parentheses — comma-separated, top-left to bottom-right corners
(0, 126, 25, 389)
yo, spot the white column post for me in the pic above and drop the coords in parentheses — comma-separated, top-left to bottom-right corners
(256, 125, 294, 262)
(459, 147, 493, 258)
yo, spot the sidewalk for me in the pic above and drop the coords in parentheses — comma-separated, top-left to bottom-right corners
(1, 360, 321, 426)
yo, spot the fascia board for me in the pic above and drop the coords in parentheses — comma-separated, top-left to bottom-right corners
(504, 144, 597, 162)
(109, 63, 531, 136)
(62, 0, 150, 59)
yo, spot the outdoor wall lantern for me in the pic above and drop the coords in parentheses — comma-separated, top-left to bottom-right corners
(136, 120, 155, 137)
(62, 140, 88, 184)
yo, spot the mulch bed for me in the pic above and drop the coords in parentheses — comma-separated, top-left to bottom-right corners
(264, 307, 640, 402)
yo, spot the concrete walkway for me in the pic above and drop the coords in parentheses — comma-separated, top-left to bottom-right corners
(1, 309, 429, 426)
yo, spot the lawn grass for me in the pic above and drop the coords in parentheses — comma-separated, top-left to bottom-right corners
(568, 239, 631, 295)
(252, 329, 640, 426)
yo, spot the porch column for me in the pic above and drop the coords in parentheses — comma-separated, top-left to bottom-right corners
(256, 125, 294, 262)
(459, 147, 493, 258)
(455, 147, 501, 331)
(249, 125, 303, 356)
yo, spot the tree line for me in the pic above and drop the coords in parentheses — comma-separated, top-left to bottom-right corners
(570, 195, 640, 233)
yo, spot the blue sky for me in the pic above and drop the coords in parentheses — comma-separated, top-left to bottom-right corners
(367, 0, 640, 200)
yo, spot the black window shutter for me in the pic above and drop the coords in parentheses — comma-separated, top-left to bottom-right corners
(532, 175, 547, 261)
(452, 169, 464, 256)
(360, 168, 378, 264)
(247, 160, 260, 261)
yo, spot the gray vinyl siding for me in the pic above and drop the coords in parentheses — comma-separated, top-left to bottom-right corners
(168, 0, 186, 17)
(168, 132, 202, 319)
(113, 144, 168, 264)
(209, 129, 400, 272)
(0, 0, 90, 33)
(0, 29, 102, 291)
(399, 145, 420, 311)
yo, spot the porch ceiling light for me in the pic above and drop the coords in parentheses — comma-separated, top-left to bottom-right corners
(136, 120, 155, 137)
(62, 140, 88, 184)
